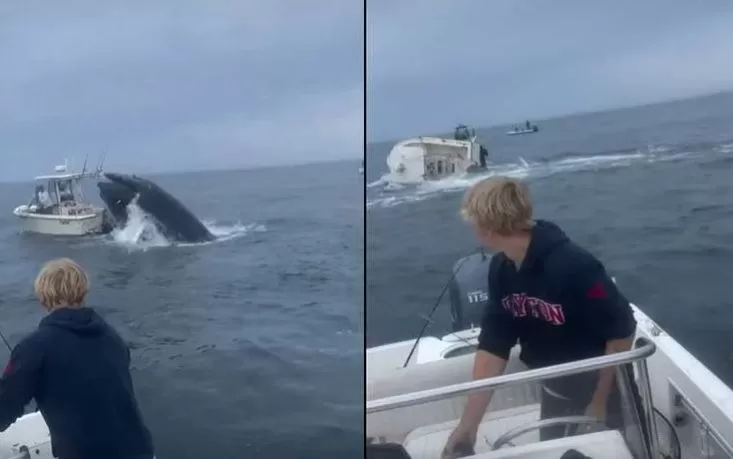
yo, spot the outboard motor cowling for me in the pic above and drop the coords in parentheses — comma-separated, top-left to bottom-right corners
(448, 251, 493, 332)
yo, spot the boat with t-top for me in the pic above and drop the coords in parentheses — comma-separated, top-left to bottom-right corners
(13, 160, 108, 236)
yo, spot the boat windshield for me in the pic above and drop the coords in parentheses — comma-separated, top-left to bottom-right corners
(367, 341, 659, 459)
(52, 179, 78, 204)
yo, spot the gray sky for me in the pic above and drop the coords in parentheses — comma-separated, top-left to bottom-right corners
(368, 0, 733, 142)
(0, 1, 363, 180)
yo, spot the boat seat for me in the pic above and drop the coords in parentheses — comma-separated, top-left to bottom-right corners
(367, 443, 413, 459)
(464, 430, 635, 459)
(0, 412, 53, 458)
(404, 404, 541, 459)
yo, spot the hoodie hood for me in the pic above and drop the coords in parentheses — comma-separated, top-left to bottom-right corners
(521, 219, 570, 271)
(39, 307, 106, 336)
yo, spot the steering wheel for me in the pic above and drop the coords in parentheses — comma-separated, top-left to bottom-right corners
(492, 415, 605, 450)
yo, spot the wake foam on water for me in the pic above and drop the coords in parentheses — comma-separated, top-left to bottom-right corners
(366, 146, 695, 210)
(109, 202, 264, 251)
(716, 143, 733, 154)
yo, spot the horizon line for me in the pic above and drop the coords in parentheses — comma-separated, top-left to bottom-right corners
(0, 156, 362, 185)
(367, 89, 733, 146)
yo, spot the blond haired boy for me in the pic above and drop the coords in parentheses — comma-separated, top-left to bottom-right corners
(0, 259, 154, 459)
(443, 177, 638, 458)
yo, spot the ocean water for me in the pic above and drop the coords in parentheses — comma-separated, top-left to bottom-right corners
(366, 91, 733, 388)
(0, 159, 363, 458)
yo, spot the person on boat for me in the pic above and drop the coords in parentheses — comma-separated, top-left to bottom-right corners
(37, 185, 53, 208)
(479, 145, 488, 168)
(525, 120, 531, 130)
(57, 181, 74, 203)
(0, 258, 155, 459)
(30, 185, 42, 206)
(442, 177, 638, 458)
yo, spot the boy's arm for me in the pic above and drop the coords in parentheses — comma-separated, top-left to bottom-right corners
(459, 256, 517, 430)
(0, 336, 44, 431)
(567, 255, 636, 412)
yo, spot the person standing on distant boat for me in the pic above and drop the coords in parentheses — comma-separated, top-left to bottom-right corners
(441, 177, 638, 458)
(0, 258, 155, 459)
(525, 120, 531, 130)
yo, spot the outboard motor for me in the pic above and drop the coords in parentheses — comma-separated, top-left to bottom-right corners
(448, 251, 493, 332)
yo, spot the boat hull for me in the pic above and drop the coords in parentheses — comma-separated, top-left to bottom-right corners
(13, 207, 106, 236)
(506, 128, 539, 136)
(385, 136, 486, 185)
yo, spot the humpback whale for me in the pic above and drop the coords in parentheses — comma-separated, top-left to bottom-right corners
(97, 173, 215, 243)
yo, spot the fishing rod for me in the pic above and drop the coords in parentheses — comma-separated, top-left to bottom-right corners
(0, 325, 49, 459)
(0, 326, 11, 352)
(401, 247, 487, 368)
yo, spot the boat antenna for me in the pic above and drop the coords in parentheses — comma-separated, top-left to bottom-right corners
(97, 151, 107, 177)
(0, 326, 11, 352)
(401, 248, 485, 368)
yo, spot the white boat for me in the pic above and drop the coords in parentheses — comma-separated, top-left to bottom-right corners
(13, 161, 107, 236)
(507, 125, 539, 136)
(385, 125, 489, 185)
(367, 251, 733, 459)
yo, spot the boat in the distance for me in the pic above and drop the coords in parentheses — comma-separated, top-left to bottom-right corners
(507, 121, 539, 136)
(360, 159, 365, 175)
(385, 125, 489, 185)
(13, 159, 109, 236)
(367, 251, 733, 459)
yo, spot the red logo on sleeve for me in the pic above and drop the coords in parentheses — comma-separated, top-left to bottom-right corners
(587, 281, 608, 299)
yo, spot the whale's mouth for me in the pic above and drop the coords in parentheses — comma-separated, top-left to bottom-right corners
(97, 173, 140, 223)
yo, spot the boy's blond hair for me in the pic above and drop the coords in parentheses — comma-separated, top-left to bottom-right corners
(34, 258, 89, 308)
(460, 176, 533, 234)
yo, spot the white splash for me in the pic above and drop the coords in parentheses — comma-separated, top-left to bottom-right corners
(366, 148, 694, 210)
(109, 201, 264, 251)
(110, 199, 167, 249)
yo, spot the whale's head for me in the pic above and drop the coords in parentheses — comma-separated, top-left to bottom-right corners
(97, 173, 143, 223)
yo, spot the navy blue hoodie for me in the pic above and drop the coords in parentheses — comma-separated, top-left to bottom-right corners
(0, 308, 154, 459)
(478, 220, 636, 371)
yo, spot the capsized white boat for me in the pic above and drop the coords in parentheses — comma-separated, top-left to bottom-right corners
(13, 160, 108, 237)
(367, 251, 733, 459)
(385, 125, 490, 185)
